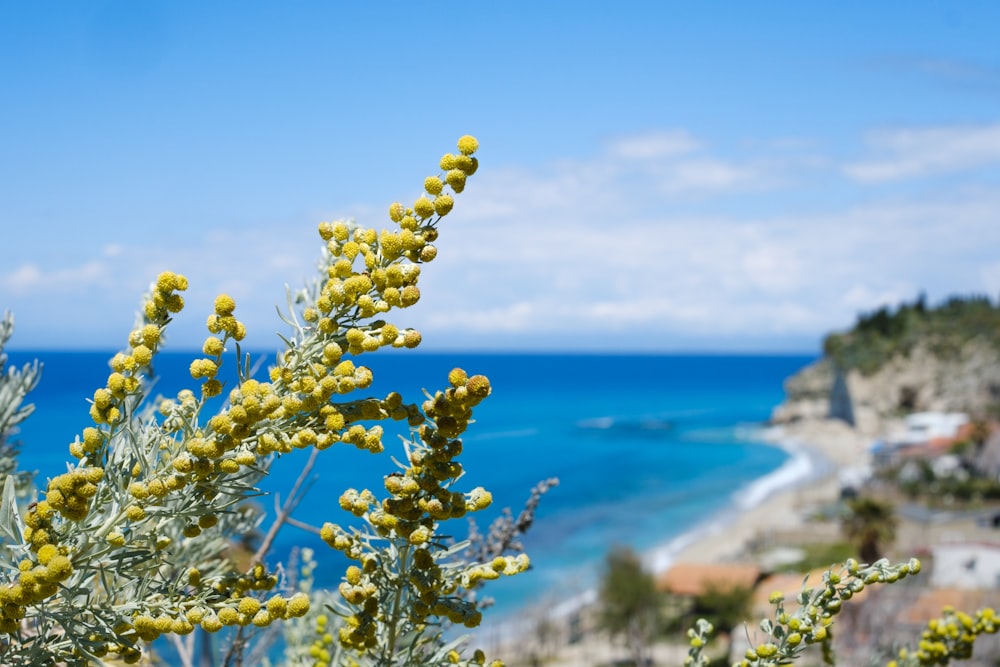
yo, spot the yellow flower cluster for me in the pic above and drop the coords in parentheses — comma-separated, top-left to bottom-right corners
(1, 135, 505, 662)
(320, 365, 524, 652)
(301, 135, 479, 365)
(116, 592, 309, 645)
(888, 607, 998, 666)
(6, 467, 99, 623)
(190, 293, 247, 397)
(449, 653, 504, 667)
(44, 467, 104, 521)
(308, 614, 337, 666)
(77, 271, 184, 460)
(713, 558, 923, 667)
(205, 293, 246, 341)
(22, 500, 55, 550)
(0, 546, 74, 633)
(144, 271, 188, 321)
(421, 369, 492, 439)
(315, 220, 429, 333)
(451, 555, 531, 607)
(208, 562, 281, 599)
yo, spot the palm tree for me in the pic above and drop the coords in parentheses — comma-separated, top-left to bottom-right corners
(841, 496, 897, 564)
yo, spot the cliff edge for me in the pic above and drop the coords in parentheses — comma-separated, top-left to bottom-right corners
(772, 296, 1000, 437)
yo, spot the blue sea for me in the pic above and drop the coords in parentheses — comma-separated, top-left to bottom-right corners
(5, 350, 814, 621)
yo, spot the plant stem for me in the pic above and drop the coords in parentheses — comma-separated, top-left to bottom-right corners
(251, 447, 319, 567)
(384, 543, 410, 665)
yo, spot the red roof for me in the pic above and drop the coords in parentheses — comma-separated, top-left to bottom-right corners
(658, 562, 762, 597)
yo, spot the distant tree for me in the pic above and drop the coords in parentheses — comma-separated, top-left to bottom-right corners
(691, 583, 754, 635)
(598, 545, 661, 666)
(841, 496, 897, 564)
(823, 292, 1000, 375)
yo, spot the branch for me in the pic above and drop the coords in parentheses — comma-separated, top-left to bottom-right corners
(223, 447, 321, 667)
(251, 447, 320, 567)
(285, 515, 323, 536)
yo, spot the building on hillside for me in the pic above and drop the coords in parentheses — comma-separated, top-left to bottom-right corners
(928, 542, 1000, 590)
(896, 412, 969, 446)
(873, 412, 971, 467)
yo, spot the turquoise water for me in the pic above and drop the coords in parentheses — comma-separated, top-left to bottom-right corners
(5, 350, 813, 617)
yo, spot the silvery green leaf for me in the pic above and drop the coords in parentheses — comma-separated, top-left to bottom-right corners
(0, 474, 24, 543)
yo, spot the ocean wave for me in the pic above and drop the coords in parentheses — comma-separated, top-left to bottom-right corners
(646, 441, 830, 572)
(575, 416, 674, 433)
(646, 526, 714, 574)
(733, 448, 815, 509)
(576, 416, 614, 429)
(466, 428, 540, 441)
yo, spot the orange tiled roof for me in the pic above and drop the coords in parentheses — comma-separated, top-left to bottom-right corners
(658, 562, 762, 597)
(898, 588, 996, 625)
(909, 422, 977, 454)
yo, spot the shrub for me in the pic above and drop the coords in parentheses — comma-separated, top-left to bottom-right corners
(0, 136, 537, 667)
(1, 136, 996, 667)
(598, 545, 661, 666)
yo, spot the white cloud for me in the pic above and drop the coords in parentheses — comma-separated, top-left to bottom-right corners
(425, 301, 539, 333)
(10, 125, 1000, 351)
(844, 122, 1000, 182)
(607, 131, 700, 159)
(2, 221, 324, 349)
(461, 130, 796, 228)
(839, 283, 915, 313)
(981, 262, 1000, 297)
(409, 129, 1000, 349)
(661, 158, 762, 193)
(2, 263, 44, 290)
(736, 237, 804, 294)
(1, 260, 111, 293)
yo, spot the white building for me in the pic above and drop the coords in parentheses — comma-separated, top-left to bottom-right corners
(929, 542, 1000, 590)
(895, 412, 968, 445)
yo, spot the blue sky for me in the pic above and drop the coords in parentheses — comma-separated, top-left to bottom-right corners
(3, 2, 1000, 352)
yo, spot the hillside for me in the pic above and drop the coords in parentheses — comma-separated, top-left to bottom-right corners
(772, 295, 1000, 435)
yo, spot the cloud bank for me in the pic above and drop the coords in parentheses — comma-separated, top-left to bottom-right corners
(6, 122, 1000, 351)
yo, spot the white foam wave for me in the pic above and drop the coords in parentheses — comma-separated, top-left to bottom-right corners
(479, 425, 839, 644)
(576, 416, 614, 429)
(467, 428, 539, 441)
(735, 450, 812, 509)
(646, 522, 719, 573)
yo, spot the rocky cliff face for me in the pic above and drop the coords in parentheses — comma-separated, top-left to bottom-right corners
(772, 339, 1000, 436)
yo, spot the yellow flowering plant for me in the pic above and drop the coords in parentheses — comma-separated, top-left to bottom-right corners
(5, 134, 990, 667)
(0, 313, 38, 497)
(684, 557, 997, 667)
(0, 136, 536, 667)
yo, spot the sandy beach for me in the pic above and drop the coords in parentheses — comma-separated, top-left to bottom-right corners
(661, 418, 870, 568)
(481, 418, 874, 664)
(488, 414, 1000, 666)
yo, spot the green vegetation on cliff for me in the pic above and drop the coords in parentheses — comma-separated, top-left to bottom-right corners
(822, 294, 1000, 375)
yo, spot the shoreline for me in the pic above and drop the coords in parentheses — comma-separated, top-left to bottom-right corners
(481, 418, 867, 647)
(658, 418, 869, 568)
(645, 425, 839, 572)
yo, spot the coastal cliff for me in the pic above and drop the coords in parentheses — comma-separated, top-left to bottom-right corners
(772, 296, 1000, 437)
